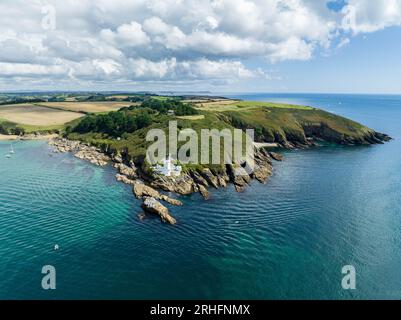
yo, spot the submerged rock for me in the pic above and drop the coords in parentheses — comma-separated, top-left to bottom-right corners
(137, 212, 146, 221)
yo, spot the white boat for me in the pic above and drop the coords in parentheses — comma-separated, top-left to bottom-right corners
(5, 154, 11, 158)
(10, 144, 14, 154)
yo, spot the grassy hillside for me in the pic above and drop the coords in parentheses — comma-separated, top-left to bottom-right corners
(64, 98, 386, 173)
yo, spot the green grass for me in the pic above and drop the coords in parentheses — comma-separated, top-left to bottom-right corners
(151, 96, 172, 101)
(0, 117, 63, 134)
(18, 124, 64, 133)
(235, 101, 314, 110)
(67, 99, 375, 166)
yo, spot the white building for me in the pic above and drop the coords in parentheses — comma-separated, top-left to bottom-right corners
(153, 155, 182, 177)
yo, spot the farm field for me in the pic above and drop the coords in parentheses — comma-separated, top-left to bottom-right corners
(0, 104, 83, 127)
(37, 101, 132, 113)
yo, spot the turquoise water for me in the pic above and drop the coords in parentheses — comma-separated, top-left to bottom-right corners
(1, 94, 401, 299)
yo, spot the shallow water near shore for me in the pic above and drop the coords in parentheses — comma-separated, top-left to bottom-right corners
(1, 93, 401, 299)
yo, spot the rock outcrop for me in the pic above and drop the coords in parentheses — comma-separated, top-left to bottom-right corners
(201, 168, 219, 189)
(198, 184, 210, 200)
(141, 197, 176, 225)
(269, 152, 284, 162)
(49, 138, 110, 166)
(113, 163, 137, 179)
(116, 174, 136, 186)
(74, 148, 109, 166)
(133, 183, 183, 206)
(150, 173, 196, 195)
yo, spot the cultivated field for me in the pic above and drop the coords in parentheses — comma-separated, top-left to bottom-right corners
(37, 101, 131, 113)
(0, 104, 83, 126)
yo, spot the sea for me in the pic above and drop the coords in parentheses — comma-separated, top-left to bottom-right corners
(1, 93, 400, 299)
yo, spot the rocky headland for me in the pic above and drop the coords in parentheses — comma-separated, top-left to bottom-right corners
(49, 137, 283, 224)
(49, 123, 391, 225)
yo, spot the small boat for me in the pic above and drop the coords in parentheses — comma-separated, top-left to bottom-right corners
(5, 154, 11, 158)
(9, 144, 14, 154)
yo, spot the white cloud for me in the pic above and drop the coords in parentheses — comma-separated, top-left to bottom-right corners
(0, 62, 67, 76)
(101, 21, 150, 47)
(342, 0, 401, 34)
(0, 0, 400, 89)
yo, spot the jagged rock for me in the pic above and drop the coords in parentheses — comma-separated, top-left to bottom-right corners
(191, 171, 209, 187)
(137, 212, 146, 221)
(50, 138, 110, 166)
(253, 164, 272, 183)
(49, 138, 80, 152)
(133, 183, 182, 206)
(374, 132, 391, 142)
(112, 152, 123, 163)
(198, 184, 210, 200)
(151, 174, 196, 195)
(116, 174, 136, 185)
(227, 165, 251, 192)
(201, 168, 219, 188)
(141, 197, 176, 225)
(217, 176, 227, 188)
(234, 183, 246, 193)
(160, 195, 182, 206)
(269, 152, 284, 162)
(74, 149, 109, 166)
(114, 163, 137, 179)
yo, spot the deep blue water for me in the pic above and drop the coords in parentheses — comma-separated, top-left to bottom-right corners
(1, 93, 401, 300)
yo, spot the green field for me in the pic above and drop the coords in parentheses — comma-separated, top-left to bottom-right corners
(196, 99, 314, 111)
(235, 101, 313, 110)
(63, 97, 378, 176)
(0, 97, 376, 158)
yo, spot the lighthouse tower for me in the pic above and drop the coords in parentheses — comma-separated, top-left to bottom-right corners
(165, 155, 173, 174)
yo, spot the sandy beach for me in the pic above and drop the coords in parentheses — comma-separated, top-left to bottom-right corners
(0, 134, 59, 141)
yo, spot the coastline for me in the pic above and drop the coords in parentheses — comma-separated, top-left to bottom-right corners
(1, 93, 400, 300)
(48, 137, 280, 224)
(47, 111, 392, 225)
(0, 133, 59, 141)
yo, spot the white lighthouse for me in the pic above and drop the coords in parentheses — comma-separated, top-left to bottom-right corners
(154, 155, 182, 177)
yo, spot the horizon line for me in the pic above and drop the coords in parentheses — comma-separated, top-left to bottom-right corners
(1, 90, 401, 96)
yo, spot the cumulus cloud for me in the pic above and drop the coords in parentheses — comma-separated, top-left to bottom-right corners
(0, 0, 400, 89)
(342, 0, 401, 34)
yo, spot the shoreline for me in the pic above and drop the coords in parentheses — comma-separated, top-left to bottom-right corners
(47, 127, 391, 225)
(0, 133, 59, 141)
(48, 137, 280, 224)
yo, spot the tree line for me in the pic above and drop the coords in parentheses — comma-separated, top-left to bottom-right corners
(71, 99, 199, 137)
(71, 111, 152, 137)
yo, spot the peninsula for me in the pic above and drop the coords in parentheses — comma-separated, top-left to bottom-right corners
(0, 92, 391, 224)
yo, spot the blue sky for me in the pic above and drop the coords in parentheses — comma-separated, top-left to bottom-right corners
(0, 0, 400, 94)
(240, 27, 401, 94)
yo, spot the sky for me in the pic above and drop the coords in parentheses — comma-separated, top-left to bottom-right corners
(0, 0, 401, 94)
